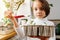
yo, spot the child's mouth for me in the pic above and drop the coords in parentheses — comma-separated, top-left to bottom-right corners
(37, 15, 42, 16)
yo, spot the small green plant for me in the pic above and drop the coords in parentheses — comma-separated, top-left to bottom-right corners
(16, 0, 24, 10)
(3, 0, 10, 8)
(3, 0, 24, 10)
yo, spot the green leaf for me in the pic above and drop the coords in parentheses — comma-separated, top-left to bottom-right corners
(32, 0, 35, 1)
(49, 4, 53, 7)
(5, 2, 10, 8)
(3, 0, 10, 8)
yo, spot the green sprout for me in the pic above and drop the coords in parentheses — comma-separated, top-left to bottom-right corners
(3, 0, 10, 8)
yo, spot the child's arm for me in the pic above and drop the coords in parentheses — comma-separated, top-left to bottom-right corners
(5, 10, 26, 40)
(10, 17, 18, 28)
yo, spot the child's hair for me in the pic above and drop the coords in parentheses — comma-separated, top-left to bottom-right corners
(33, 0, 50, 17)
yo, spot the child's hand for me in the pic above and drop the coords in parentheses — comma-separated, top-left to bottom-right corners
(4, 10, 14, 19)
(4, 10, 18, 28)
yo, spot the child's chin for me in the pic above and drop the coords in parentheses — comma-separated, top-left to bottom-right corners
(37, 17, 43, 18)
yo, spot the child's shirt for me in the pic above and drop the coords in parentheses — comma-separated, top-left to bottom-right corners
(33, 18, 54, 26)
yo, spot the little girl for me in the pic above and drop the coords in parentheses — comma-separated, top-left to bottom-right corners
(5, 0, 55, 40)
(32, 0, 55, 40)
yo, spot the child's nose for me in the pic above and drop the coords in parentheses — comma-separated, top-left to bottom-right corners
(37, 10, 41, 13)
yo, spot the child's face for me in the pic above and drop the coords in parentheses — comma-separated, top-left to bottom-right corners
(33, 1, 46, 19)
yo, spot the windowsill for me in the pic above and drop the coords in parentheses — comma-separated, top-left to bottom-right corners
(56, 35, 60, 39)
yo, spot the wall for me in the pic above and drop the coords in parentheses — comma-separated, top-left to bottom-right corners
(0, 0, 7, 21)
(47, 0, 60, 19)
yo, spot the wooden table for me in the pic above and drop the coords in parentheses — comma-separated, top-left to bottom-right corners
(0, 31, 16, 40)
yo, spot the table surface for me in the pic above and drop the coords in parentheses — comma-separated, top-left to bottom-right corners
(0, 31, 16, 40)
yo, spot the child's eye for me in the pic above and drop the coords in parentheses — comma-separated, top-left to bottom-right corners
(35, 8, 37, 11)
